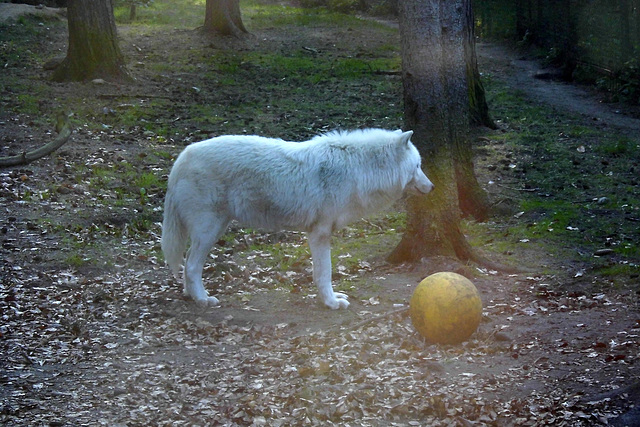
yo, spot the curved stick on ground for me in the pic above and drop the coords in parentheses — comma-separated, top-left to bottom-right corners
(0, 114, 72, 168)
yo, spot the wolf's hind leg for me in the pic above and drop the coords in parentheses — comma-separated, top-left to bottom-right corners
(184, 215, 229, 307)
(308, 227, 350, 310)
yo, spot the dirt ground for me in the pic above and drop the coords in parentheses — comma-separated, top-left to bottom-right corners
(1, 4, 640, 426)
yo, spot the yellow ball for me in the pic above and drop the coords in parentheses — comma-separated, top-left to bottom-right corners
(409, 272, 482, 345)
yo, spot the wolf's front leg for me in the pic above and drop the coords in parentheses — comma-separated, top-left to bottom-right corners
(308, 228, 349, 310)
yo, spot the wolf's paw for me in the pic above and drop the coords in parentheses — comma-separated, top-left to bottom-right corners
(194, 296, 220, 307)
(325, 293, 350, 310)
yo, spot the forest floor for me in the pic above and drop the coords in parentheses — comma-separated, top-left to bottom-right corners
(1, 1, 640, 426)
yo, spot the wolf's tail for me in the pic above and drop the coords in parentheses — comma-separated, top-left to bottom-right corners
(161, 188, 188, 278)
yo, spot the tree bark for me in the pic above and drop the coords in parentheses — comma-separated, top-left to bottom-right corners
(52, 0, 129, 82)
(459, 0, 492, 221)
(454, 134, 490, 221)
(204, 0, 248, 37)
(388, 0, 477, 264)
(515, 0, 528, 41)
(464, 0, 495, 130)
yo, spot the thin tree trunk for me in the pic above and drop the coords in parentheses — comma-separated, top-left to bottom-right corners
(204, 0, 248, 37)
(560, 0, 578, 80)
(460, 0, 492, 221)
(515, 0, 528, 40)
(465, 0, 495, 130)
(52, 0, 128, 82)
(620, 0, 632, 59)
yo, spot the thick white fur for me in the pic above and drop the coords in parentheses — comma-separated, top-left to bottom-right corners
(162, 128, 433, 309)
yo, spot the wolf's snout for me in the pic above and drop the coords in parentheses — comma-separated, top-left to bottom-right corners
(422, 182, 434, 194)
(413, 172, 434, 195)
(417, 181, 434, 195)
(408, 179, 433, 195)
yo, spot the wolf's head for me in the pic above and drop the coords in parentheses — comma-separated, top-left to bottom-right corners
(397, 130, 434, 195)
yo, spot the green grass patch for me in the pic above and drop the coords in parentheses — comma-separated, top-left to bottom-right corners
(0, 15, 64, 66)
(246, 1, 371, 29)
(595, 137, 637, 157)
(189, 45, 402, 136)
(115, 0, 205, 27)
(597, 262, 640, 278)
(14, 93, 40, 115)
(114, 0, 378, 31)
(205, 50, 400, 86)
(483, 75, 640, 287)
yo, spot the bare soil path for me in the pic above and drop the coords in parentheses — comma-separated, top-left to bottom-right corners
(0, 3, 64, 23)
(478, 42, 640, 135)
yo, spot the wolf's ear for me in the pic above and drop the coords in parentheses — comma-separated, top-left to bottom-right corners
(398, 130, 413, 145)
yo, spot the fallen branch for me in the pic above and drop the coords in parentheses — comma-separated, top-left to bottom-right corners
(0, 113, 72, 168)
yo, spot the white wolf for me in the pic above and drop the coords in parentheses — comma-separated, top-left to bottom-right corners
(162, 128, 433, 310)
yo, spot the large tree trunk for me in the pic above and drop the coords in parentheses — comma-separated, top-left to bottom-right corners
(454, 133, 490, 221)
(52, 0, 128, 82)
(204, 0, 248, 37)
(388, 0, 477, 264)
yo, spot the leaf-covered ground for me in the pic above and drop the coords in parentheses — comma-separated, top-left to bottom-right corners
(1, 1, 640, 426)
